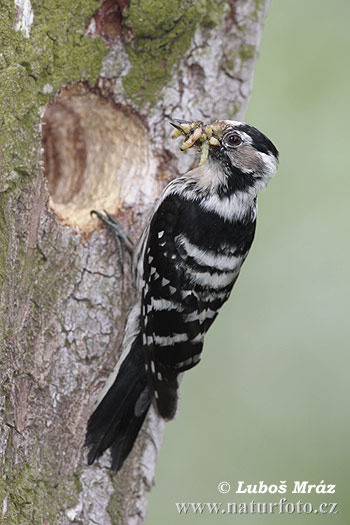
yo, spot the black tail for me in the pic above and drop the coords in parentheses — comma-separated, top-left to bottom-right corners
(85, 333, 151, 471)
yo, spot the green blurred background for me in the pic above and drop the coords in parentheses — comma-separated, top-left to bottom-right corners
(147, 1, 350, 522)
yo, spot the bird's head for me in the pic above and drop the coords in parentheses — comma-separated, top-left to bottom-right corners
(170, 118, 279, 196)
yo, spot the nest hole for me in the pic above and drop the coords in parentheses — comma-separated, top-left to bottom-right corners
(42, 85, 157, 230)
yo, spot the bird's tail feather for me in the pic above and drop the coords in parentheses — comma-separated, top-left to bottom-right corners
(85, 331, 151, 471)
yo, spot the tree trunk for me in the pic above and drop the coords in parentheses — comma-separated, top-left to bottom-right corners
(0, 1, 270, 523)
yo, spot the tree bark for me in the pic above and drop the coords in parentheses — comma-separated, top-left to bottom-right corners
(0, 0, 270, 523)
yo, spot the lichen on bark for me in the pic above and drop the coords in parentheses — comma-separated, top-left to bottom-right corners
(0, 0, 106, 176)
(122, 0, 226, 105)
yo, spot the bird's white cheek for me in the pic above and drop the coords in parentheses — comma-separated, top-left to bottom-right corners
(259, 152, 278, 177)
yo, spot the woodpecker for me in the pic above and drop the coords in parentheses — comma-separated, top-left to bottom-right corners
(85, 119, 279, 471)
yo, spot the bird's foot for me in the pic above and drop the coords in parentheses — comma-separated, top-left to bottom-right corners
(91, 210, 134, 274)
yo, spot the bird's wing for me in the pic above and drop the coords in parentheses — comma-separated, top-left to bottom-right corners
(140, 194, 208, 419)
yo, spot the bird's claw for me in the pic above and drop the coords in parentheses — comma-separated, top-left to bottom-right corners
(91, 210, 134, 274)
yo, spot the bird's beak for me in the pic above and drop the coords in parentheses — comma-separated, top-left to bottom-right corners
(169, 118, 221, 162)
(169, 119, 199, 137)
(169, 121, 183, 132)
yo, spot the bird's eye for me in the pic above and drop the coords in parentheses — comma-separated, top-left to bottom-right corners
(225, 133, 242, 147)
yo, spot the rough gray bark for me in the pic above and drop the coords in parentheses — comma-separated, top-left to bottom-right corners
(0, 1, 270, 523)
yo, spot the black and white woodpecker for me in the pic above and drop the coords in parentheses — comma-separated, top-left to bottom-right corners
(85, 119, 279, 471)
